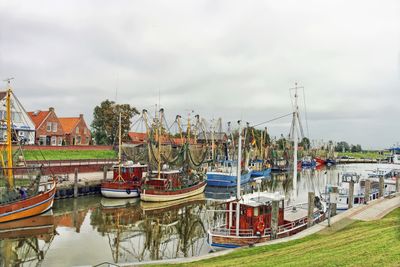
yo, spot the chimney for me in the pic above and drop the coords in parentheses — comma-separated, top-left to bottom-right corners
(49, 107, 54, 112)
(79, 114, 83, 119)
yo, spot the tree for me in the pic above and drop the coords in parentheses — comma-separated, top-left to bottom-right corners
(335, 141, 350, 152)
(299, 137, 310, 150)
(91, 100, 139, 145)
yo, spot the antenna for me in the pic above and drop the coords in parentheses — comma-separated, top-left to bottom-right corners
(3, 77, 14, 85)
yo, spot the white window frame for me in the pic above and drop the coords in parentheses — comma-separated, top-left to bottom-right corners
(75, 127, 79, 134)
(52, 122, 57, 132)
(47, 122, 52, 132)
(51, 136, 57, 146)
(57, 137, 63, 146)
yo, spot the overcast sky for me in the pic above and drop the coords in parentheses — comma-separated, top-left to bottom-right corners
(0, 0, 399, 149)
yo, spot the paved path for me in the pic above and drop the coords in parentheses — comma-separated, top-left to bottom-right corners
(118, 194, 400, 267)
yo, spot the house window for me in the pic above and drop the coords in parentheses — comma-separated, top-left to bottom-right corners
(58, 137, 63, 146)
(52, 122, 57, 132)
(75, 127, 79, 134)
(39, 136, 46, 146)
(47, 122, 52, 132)
(84, 128, 87, 135)
(76, 136, 81, 145)
(51, 136, 57, 146)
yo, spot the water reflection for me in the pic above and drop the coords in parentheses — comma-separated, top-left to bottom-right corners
(0, 213, 56, 266)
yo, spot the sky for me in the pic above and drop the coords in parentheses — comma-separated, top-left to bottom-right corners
(0, 0, 399, 149)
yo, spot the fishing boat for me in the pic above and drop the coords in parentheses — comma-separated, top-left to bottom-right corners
(249, 159, 271, 178)
(207, 160, 252, 187)
(141, 170, 207, 202)
(140, 109, 207, 202)
(300, 156, 316, 168)
(0, 82, 56, 223)
(101, 113, 147, 198)
(208, 192, 325, 248)
(271, 157, 289, 172)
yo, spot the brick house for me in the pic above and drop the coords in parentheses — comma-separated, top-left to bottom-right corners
(28, 107, 64, 146)
(59, 114, 91, 145)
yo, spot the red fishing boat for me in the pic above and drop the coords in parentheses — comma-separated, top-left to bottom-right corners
(208, 192, 326, 248)
(101, 113, 147, 198)
(0, 83, 57, 223)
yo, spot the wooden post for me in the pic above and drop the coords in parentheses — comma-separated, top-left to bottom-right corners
(103, 165, 108, 181)
(331, 186, 338, 216)
(364, 179, 371, 204)
(74, 168, 78, 198)
(348, 181, 354, 209)
(379, 176, 384, 198)
(307, 192, 315, 227)
(271, 200, 279, 239)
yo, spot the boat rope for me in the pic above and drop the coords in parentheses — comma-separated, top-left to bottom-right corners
(250, 112, 293, 128)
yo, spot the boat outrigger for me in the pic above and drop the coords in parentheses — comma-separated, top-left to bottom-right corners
(140, 109, 207, 202)
(0, 81, 56, 223)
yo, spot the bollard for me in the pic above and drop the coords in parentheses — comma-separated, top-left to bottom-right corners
(379, 176, 384, 198)
(74, 168, 78, 198)
(103, 165, 108, 181)
(331, 186, 338, 216)
(307, 192, 315, 227)
(396, 175, 400, 193)
(348, 181, 354, 209)
(364, 179, 371, 204)
(271, 200, 279, 239)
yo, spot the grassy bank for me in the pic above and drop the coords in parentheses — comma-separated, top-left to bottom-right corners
(22, 150, 117, 160)
(160, 208, 400, 267)
(337, 151, 388, 160)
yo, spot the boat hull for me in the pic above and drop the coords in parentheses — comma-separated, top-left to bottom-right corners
(101, 181, 140, 198)
(140, 181, 206, 202)
(250, 168, 271, 178)
(209, 211, 326, 248)
(0, 181, 56, 223)
(206, 171, 252, 187)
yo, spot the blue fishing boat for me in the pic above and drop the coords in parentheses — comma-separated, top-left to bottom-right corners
(249, 159, 271, 178)
(207, 160, 252, 187)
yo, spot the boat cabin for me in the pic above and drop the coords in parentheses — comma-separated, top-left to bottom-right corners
(226, 193, 285, 235)
(113, 161, 147, 182)
(145, 170, 182, 190)
(250, 159, 264, 171)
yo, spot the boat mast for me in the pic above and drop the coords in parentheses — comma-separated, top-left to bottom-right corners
(157, 108, 163, 178)
(292, 83, 299, 206)
(236, 120, 242, 236)
(116, 112, 123, 181)
(5, 79, 13, 189)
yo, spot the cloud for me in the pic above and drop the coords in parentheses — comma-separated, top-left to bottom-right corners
(0, 0, 399, 149)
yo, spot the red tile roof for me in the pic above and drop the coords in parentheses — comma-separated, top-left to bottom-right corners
(27, 111, 50, 128)
(59, 117, 80, 134)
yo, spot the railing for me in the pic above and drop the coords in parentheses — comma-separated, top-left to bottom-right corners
(210, 225, 254, 237)
(25, 159, 117, 167)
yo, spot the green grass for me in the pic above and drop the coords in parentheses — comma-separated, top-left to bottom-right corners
(337, 151, 388, 160)
(157, 208, 400, 267)
(22, 150, 117, 160)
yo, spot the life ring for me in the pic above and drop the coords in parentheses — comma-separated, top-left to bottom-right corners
(256, 218, 265, 233)
(126, 188, 131, 195)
